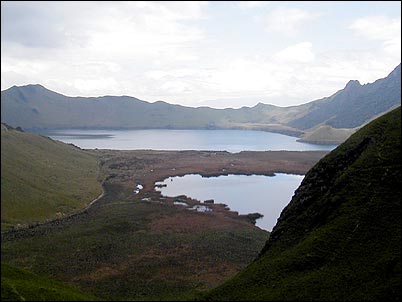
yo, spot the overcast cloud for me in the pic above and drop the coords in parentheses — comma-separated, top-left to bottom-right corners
(1, 1, 401, 108)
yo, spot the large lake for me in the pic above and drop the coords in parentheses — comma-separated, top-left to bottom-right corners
(39, 129, 336, 152)
(40, 129, 327, 230)
(155, 173, 304, 231)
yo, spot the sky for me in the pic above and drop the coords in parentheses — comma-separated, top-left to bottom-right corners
(1, 1, 401, 108)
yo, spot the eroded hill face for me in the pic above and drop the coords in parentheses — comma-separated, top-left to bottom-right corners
(205, 107, 401, 301)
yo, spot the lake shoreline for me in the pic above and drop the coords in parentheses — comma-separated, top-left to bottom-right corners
(94, 149, 328, 231)
(33, 128, 338, 151)
(29, 126, 351, 145)
(2, 149, 328, 300)
(155, 173, 304, 230)
(2, 149, 327, 239)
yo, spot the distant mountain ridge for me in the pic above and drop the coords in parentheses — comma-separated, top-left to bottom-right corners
(287, 64, 401, 130)
(1, 64, 400, 144)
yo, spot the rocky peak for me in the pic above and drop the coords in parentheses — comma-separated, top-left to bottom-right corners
(344, 79, 361, 90)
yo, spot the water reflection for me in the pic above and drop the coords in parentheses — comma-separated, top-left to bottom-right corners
(155, 173, 304, 231)
(39, 129, 337, 152)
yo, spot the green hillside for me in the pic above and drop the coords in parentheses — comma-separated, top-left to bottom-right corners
(298, 125, 357, 144)
(204, 107, 401, 301)
(1, 124, 102, 230)
(1, 263, 100, 301)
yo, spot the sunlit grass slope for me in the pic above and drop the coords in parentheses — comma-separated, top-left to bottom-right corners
(1, 124, 102, 230)
(298, 125, 356, 144)
(1, 263, 101, 301)
(204, 107, 401, 301)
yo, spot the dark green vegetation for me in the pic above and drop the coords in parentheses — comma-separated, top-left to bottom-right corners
(1, 263, 100, 301)
(1, 64, 400, 144)
(204, 107, 401, 301)
(1, 123, 102, 230)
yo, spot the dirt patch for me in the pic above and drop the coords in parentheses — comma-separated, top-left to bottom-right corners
(149, 211, 248, 234)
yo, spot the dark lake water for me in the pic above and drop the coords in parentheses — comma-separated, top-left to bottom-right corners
(39, 129, 336, 152)
(155, 173, 304, 231)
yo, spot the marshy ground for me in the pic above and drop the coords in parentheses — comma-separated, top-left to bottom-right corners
(2, 149, 328, 300)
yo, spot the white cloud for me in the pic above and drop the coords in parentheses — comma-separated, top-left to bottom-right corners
(263, 7, 321, 35)
(1, 1, 208, 98)
(273, 42, 315, 63)
(74, 78, 121, 95)
(349, 15, 401, 59)
(1, 2, 400, 108)
(238, 1, 269, 9)
(161, 80, 189, 94)
(349, 15, 400, 41)
(209, 58, 276, 93)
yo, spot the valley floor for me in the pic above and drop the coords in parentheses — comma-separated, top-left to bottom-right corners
(2, 149, 327, 301)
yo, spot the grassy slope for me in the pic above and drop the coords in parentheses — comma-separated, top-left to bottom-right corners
(204, 107, 401, 301)
(1, 263, 101, 301)
(1, 124, 102, 230)
(298, 125, 357, 144)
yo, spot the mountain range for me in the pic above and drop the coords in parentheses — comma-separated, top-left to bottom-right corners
(1, 64, 400, 144)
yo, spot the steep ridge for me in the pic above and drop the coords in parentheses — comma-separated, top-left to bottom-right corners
(204, 107, 401, 301)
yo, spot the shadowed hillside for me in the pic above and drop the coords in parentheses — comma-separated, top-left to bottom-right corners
(204, 107, 401, 301)
(1, 124, 102, 230)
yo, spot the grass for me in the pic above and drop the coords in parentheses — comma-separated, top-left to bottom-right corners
(1, 263, 101, 301)
(2, 182, 268, 300)
(1, 124, 103, 230)
(0, 126, 327, 301)
(298, 124, 356, 144)
(203, 107, 401, 301)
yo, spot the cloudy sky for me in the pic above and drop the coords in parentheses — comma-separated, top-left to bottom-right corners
(1, 1, 401, 108)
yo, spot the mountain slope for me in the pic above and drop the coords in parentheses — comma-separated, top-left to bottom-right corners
(1, 64, 400, 143)
(287, 64, 401, 130)
(297, 125, 357, 144)
(1, 263, 101, 301)
(204, 107, 401, 301)
(1, 124, 102, 230)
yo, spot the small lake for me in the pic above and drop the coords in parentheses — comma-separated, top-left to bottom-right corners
(155, 173, 304, 231)
(39, 129, 336, 152)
